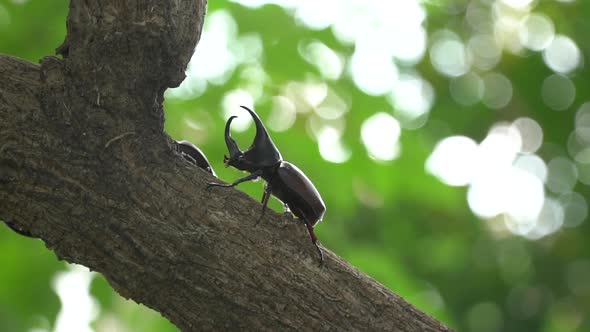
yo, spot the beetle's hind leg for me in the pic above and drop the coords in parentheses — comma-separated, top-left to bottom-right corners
(304, 220, 324, 266)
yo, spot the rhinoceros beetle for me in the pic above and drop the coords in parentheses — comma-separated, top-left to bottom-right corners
(208, 106, 326, 264)
(175, 140, 216, 176)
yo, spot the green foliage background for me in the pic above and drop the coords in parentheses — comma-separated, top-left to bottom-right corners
(1, 1, 589, 331)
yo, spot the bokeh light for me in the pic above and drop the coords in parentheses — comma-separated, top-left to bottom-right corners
(450, 73, 484, 106)
(318, 126, 351, 163)
(389, 73, 434, 129)
(221, 89, 255, 132)
(482, 72, 513, 109)
(541, 74, 576, 111)
(426, 136, 478, 187)
(519, 13, 555, 51)
(543, 35, 582, 74)
(468, 34, 502, 70)
(546, 157, 578, 194)
(512, 117, 543, 153)
(360, 112, 401, 161)
(430, 31, 471, 78)
(52, 266, 97, 332)
(298, 40, 344, 80)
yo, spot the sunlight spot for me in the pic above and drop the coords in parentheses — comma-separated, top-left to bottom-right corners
(267, 96, 297, 132)
(233, 33, 264, 64)
(559, 192, 588, 228)
(546, 157, 578, 194)
(302, 82, 328, 107)
(575, 102, 590, 143)
(430, 31, 471, 77)
(493, 3, 527, 54)
(542, 74, 576, 111)
(450, 72, 484, 106)
(318, 127, 351, 163)
(482, 72, 513, 109)
(513, 154, 548, 183)
(238, 64, 268, 101)
(519, 13, 555, 51)
(299, 40, 344, 80)
(167, 10, 238, 99)
(315, 106, 346, 121)
(543, 35, 581, 74)
(186, 10, 238, 85)
(222, 89, 255, 132)
(52, 265, 98, 332)
(521, 198, 564, 240)
(503, 168, 546, 222)
(350, 48, 398, 96)
(501, 0, 534, 9)
(468, 166, 544, 220)
(468, 34, 502, 70)
(314, 89, 348, 120)
(466, 3, 494, 34)
(512, 117, 543, 153)
(360, 112, 401, 161)
(294, 0, 337, 30)
(426, 136, 478, 186)
(389, 74, 434, 129)
(478, 124, 522, 171)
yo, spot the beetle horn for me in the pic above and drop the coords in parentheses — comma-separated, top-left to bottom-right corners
(240, 105, 282, 166)
(224, 115, 241, 161)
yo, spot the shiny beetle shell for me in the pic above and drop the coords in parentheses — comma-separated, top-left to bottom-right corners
(271, 161, 325, 227)
(176, 140, 216, 176)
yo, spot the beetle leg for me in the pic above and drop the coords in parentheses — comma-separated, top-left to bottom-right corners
(207, 170, 263, 189)
(255, 184, 272, 226)
(304, 220, 324, 265)
(283, 204, 291, 214)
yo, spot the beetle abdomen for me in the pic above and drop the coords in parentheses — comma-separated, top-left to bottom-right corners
(272, 161, 325, 226)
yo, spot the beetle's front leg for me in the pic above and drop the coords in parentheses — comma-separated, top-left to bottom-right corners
(207, 170, 263, 189)
(255, 183, 272, 226)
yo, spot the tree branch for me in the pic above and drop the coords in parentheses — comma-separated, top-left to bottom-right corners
(0, 1, 453, 331)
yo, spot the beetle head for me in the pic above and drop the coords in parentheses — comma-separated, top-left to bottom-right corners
(224, 106, 282, 171)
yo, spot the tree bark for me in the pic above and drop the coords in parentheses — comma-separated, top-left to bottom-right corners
(0, 1, 453, 331)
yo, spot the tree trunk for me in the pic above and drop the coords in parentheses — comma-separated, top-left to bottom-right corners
(0, 1, 453, 331)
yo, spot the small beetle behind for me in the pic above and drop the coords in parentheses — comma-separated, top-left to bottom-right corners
(175, 140, 216, 176)
(208, 106, 326, 264)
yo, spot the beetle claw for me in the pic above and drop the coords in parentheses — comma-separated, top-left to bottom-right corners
(316, 243, 325, 267)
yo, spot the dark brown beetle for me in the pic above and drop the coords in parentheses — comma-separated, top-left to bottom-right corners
(208, 106, 326, 263)
(175, 140, 216, 176)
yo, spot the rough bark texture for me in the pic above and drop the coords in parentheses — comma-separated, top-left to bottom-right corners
(0, 1, 453, 331)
